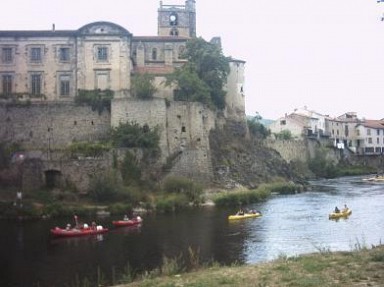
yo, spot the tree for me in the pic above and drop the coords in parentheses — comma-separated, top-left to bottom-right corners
(275, 130, 293, 140)
(247, 113, 270, 139)
(166, 37, 230, 109)
(111, 122, 160, 149)
(131, 73, 157, 100)
(167, 65, 211, 104)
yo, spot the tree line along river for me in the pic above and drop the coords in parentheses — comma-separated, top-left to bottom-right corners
(1, 175, 383, 287)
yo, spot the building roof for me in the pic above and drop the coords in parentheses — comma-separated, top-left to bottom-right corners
(0, 30, 76, 38)
(357, 120, 384, 129)
(0, 21, 133, 38)
(132, 36, 190, 42)
(287, 113, 312, 127)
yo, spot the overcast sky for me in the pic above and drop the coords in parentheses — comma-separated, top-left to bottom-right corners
(1, 0, 384, 120)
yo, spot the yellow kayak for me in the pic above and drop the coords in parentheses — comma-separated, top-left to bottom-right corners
(228, 212, 262, 220)
(329, 209, 352, 219)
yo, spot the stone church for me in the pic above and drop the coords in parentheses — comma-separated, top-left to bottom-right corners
(0, 0, 246, 190)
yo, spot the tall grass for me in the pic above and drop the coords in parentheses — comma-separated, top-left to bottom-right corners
(213, 182, 303, 207)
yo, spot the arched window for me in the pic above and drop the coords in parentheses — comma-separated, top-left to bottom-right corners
(152, 48, 157, 60)
(170, 28, 179, 36)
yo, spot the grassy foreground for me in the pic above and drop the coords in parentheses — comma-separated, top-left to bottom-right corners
(115, 245, 384, 287)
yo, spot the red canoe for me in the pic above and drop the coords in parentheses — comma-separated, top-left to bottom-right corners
(50, 226, 108, 237)
(112, 217, 143, 227)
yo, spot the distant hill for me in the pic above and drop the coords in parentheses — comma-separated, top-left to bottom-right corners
(246, 115, 274, 126)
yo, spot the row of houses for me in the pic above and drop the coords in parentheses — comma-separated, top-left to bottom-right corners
(268, 106, 384, 156)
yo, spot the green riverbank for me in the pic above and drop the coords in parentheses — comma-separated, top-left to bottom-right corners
(114, 244, 384, 287)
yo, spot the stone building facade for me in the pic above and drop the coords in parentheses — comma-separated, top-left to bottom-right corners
(0, 0, 246, 191)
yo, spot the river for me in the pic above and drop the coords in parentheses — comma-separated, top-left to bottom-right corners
(1, 176, 383, 286)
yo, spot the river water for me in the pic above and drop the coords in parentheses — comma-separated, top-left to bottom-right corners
(1, 176, 384, 286)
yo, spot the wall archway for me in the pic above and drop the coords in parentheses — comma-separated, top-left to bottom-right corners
(44, 170, 62, 189)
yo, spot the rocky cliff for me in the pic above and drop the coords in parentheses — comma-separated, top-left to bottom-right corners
(209, 121, 306, 189)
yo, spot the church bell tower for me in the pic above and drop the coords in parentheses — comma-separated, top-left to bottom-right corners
(158, 0, 196, 37)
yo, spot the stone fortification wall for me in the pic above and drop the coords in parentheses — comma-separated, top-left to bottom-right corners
(1, 99, 225, 190)
(111, 98, 216, 160)
(266, 138, 342, 164)
(111, 98, 168, 160)
(166, 101, 216, 154)
(165, 101, 215, 184)
(167, 149, 213, 183)
(111, 98, 216, 183)
(0, 102, 111, 150)
(43, 157, 111, 193)
(20, 155, 112, 193)
(266, 139, 309, 163)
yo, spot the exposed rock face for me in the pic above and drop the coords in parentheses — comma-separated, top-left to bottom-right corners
(209, 122, 304, 189)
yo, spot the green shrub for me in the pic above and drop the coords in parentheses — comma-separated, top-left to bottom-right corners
(75, 89, 114, 114)
(274, 130, 293, 140)
(43, 202, 70, 217)
(131, 73, 157, 100)
(155, 193, 189, 213)
(267, 182, 299, 195)
(214, 185, 275, 207)
(108, 203, 133, 215)
(247, 113, 270, 139)
(308, 149, 339, 178)
(162, 176, 203, 204)
(121, 152, 141, 186)
(67, 142, 110, 158)
(42, 203, 96, 218)
(111, 122, 160, 149)
(337, 165, 377, 176)
(89, 171, 121, 202)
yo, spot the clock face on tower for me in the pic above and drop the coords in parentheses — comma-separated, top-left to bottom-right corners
(169, 14, 177, 25)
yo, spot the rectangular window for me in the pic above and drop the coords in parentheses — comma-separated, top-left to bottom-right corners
(31, 74, 41, 95)
(377, 129, 380, 136)
(97, 47, 108, 61)
(152, 48, 157, 60)
(59, 47, 70, 62)
(365, 147, 374, 153)
(60, 75, 70, 96)
(30, 47, 42, 62)
(95, 71, 110, 90)
(2, 47, 13, 63)
(2, 75, 12, 94)
(367, 128, 371, 136)
(368, 137, 372, 144)
(344, 125, 349, 137)
(377, 138, 380, 144)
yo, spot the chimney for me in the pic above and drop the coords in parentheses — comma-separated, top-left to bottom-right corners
(52, 23, 55, 32)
